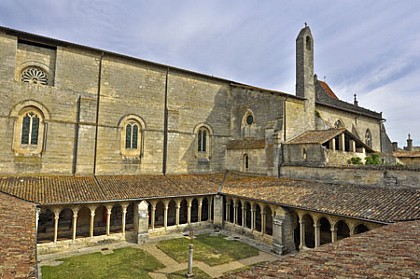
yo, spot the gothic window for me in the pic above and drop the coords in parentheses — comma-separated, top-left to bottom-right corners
(12, 106, 46, 155)
(303, 148, 307, 161)
(194, 124, 213, 159)
(365, 129, 372, 148)
(21, 67, 48, 85)
(120, 116, 144, 158)
(125, 122, 139, 149)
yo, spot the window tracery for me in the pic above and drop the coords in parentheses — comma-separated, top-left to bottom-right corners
(21, 67, 48, 85)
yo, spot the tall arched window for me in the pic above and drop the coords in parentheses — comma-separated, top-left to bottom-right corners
(242, 110, 255, 138)
(243, 153, 249, 172)
(125, 121, 139, 149)
(120, 115, 145, 158)
(12, 104, 47, 156)
(365, 129, 372, 148)
(21, 111, 40, 145)
(194, 124, 213, 160)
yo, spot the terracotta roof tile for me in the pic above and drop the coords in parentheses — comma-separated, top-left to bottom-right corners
(0, 175, 219, 205)
(224, 220, 420, 279)
(319, 81, 338, 99)
(221, 173, 420, 223)
(287, 129, 345, 144)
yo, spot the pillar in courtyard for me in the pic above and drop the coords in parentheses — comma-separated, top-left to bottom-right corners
(175, 200, 181, 227)
(208, 196, 213, 222)
(241, 204, 246, 228)
(53, 209, 60, 243)
(72, 208, 79, 241)
(314, 222, 320, 248)
(164, 200, 169, 230)
(233, 199, 238, 226)
(272, 207, 295, 255)
(212, 195, 224, 227)
(136, 201, 149, 243)
(331, 225, 337, 243)
(122, 203, 128, 237)
(198, 198, 203, 223)
(150, 201, 156, 230)
(89, 206, 96, 238)
(299, 216, 306, 250)
(187, 199, 192, 225)
(106, 205, 112, 236)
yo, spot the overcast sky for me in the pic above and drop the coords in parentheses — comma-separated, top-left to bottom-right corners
(1, 0, 419, 146)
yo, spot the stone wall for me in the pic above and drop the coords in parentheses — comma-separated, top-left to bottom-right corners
(280, 165, 420, 188)
(0, 192, 37, 278)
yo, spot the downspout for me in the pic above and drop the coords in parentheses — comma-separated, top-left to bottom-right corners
(93, 52, 104, 175)
(162, 68, 169, 175)
(72, 95, 81, 174)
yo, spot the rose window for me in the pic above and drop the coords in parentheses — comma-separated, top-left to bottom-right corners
(21, 68, 48, 85)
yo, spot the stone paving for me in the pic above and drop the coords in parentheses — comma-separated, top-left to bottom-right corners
(38, 233, 280, 278)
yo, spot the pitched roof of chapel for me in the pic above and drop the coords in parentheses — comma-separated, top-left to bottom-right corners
(223, 219, 420, 279)
(220, 173, 420, 223)
(287, 128, 345, 144)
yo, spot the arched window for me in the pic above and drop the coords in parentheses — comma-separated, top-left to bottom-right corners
(194, 124, 213, 159)
(243, 153, 249, 172)
(242, 111, 255, 138)
(119, 115, 145, 158)
(125, 121, 139, 149)
(365, 129, 372, 148)
(21, 67, 49, 85)
(21, 111, 40, 145)
(198, 128, 207, 152)
(303, 148, 307, 161)
(12, 105, 47, 156)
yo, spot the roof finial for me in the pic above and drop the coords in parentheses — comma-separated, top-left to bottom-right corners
(304, 22, 308, 27)
(408, 133, 411, 140)
(323, 76, 326, 82)
(354, 94, 358, 106)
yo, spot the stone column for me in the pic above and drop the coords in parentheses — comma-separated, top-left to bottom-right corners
(241, 203, 246, 228)
(225, 200, 231, 222)
(53, 209, 60, 243)
(72, 208, 79, 241)
(339, 133, 345, 151)
(233, 200, 238, 226)
(35, 207, 40, 233)
(150, 202, 156, 230)
(299, 218, 306, 250)
(89, 206, 96, 238)
(250, 204, 255, 232)
(330, 138, 336, 150)
(122, 204, 128, 236)
(331, 226, 337, 243)
(272, 214, 285, 254)
(164, 201, 169, 231)
(212, 195, 224, 227)
(208, 197, 213, 222)
(187, 199, 192, 225)
(136, 201, 149, 243)
(314, 223, 320, 248)
(106, 206, 112, 236)
(261, 210, 266, 236)
(175, 200, 180, 227)
(350, 140, 356, 152)
(198, 198, 203, 223)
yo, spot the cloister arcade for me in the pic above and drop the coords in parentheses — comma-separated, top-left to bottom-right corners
(36, 194, 380, 254)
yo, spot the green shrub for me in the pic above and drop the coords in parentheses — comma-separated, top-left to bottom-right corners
(349, 157, 363, 165)
(365, 153, 381, 165)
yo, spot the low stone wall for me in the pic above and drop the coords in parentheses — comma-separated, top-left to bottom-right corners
(280, 165, 420, 188)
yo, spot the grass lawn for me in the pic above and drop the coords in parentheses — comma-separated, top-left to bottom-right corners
(167, 267, 212, 279)
(41, 247, 164, 279)
(156, 234, 259, 266)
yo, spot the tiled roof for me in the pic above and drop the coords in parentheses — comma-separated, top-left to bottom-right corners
(394, 151, 420, 158)
(315, 80, 382, 120)
(0, 175, 219, 205)
(287, 129, 345, 144)
(318, 81, 338, 99)
(221, 173, 420, 223)
(226, 138, 265, 150)
(224, 220, 420, 279)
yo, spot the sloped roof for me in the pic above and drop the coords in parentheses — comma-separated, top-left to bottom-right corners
(394, 151, 420, 158)
(287, 128, 345, 144)
(224, 220, 420, 279)
(315, 79, 382, 120)
(221, 173, 420, 223)
(0, 175, 219, 205)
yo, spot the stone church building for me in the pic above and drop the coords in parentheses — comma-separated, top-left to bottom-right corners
(0, 25, 419, 278)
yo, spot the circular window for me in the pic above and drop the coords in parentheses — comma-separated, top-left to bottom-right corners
(246, 114, 254, 125)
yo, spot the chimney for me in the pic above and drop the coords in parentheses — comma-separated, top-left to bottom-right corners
(354, 94, 358, 106)
(392, 142, 398, 151)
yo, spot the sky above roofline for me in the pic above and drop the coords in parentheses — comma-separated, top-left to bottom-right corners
(1, 0, 419, 146)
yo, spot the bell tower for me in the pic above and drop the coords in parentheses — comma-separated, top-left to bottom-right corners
(296, 24, 316, 130)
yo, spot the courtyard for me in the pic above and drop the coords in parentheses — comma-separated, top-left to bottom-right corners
(39, 232, 279, 279)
